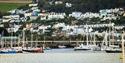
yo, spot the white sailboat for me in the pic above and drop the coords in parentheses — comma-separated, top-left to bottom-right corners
(105, 26, 122, 53)
(74, 24, 91, 51)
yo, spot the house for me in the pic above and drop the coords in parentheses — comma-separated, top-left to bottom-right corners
(30, 16, 38, 20)
(55, 1, 63, 5)
(80, 12, 100, 19)
(47, 12, 66, 20)
(69, 12, 82, 19)
(53, 23, 65, 29)
(0, 24, 4, 27)
(29, 4, 38, 7)
(65, 3, 72, 7)
(24, 13, 32, 17)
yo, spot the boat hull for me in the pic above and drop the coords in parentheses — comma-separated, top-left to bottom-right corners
(22, 50, 42, 53)
(74, 48, 91, 51)
(0, 51, 16, 54)
(22, 48, 43, 53)
(105, 50, 122, 53)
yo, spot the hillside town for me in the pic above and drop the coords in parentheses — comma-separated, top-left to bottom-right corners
(0, 0, 125, 54)
(1, 1, 125, 63)
(0, 3, 125, 38)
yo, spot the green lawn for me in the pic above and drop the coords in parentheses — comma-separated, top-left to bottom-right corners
(0, 3, 26, 12)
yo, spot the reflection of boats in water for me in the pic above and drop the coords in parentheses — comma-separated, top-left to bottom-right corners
(74, 44, 91, 51)
(22, 47, 43, 53)
(105, 45, 122, 53)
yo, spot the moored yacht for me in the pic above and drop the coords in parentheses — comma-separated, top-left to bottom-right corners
(74, 44, 91, 51)
(105, 45, 122, 53)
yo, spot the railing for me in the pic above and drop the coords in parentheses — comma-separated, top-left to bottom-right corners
(20, 40, 118, 43)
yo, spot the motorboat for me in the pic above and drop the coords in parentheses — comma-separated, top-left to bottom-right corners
(74, 44, 91, 51)
(105, 45, 122, 53)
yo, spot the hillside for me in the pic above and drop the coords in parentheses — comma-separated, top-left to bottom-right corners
(38, 0, 125, 13)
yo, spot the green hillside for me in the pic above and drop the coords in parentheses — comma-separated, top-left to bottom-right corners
(0, 3, 26, 12)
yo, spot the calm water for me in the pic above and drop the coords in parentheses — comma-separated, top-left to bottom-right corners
(0, 49, 123, 63)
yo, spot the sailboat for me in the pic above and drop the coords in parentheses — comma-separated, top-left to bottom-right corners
(0, 31, 19, 54)
(0, 36, 19, 54)
(74, 43, 91, 51)
(22, 31, 43, 53)
(105, 27, 122, 53)
(105, 45, 122, 53)
(74, 25, 91, 51)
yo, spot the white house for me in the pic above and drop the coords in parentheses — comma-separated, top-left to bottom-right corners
(47, 12, 66, 20)
(29, 4, 38, 7)
(80, 12, 100, 19)
(65, 3, 72, 7)
(55, 1, 63, 5)
(53, 23, 65, 28)
(69, 12, 82, 19)
(24, 13, 32, 17)
(38, 13, 48, 20)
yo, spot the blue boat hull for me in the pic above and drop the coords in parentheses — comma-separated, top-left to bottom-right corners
(0, 51, 16, 54)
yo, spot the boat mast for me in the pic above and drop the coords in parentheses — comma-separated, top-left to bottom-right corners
(122, 32, 125, 63)
(86, 24, 88, 45)
(109, 23, 111, 46)
(18, 36, 20, 47)
(22, 29, 25, 48)
(31, 32, 33, 47)
(10, 31, 13, 48)
(112, 25, 114, 45)
(93, 32, 96, 45)
(1, 31, 4, 48)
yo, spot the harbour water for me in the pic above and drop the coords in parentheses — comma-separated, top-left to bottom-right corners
(0, 49, 122, 63)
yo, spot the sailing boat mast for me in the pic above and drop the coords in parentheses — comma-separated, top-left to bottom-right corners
(22, 29, 25, 48)
(93, 32, 96, 45)
(31, 32, 33, 47)
(112, 25, 114, 45)
(86, 24, 89, 45)
(122, 32, 125, 63)
(10, 31, 13, 48)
